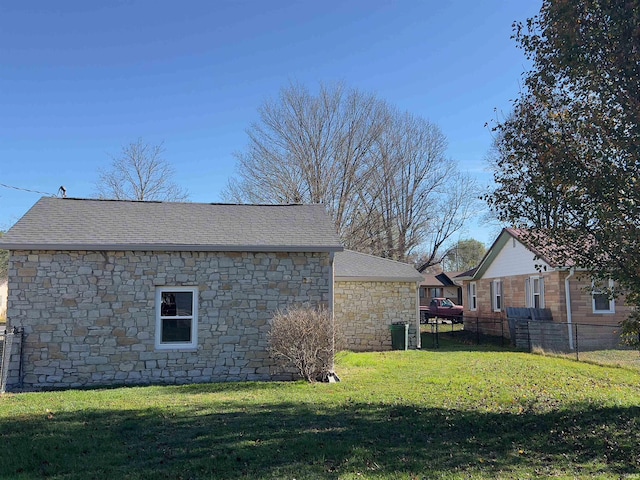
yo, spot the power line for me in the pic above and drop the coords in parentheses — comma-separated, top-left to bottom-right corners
(0, 182, 58, 197)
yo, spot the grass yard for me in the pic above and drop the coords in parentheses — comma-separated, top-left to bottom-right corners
(2, 347, 640, 479)
(540, 347, 640, 371)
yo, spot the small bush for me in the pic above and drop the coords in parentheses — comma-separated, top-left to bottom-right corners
(620, 308, 640, 349)
(267, 305, 337, 382)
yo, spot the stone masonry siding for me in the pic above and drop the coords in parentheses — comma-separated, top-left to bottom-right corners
(334, 281, 418, 351)
(6, 250, 331, 391)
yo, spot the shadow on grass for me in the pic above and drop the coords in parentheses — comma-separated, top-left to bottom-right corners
(1, 400, 639, 479)
(159, 380, 294, 396)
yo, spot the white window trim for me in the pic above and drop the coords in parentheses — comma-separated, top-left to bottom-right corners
(526, 276, 545, 309)
(155, 286, 198, 350)
(592, 279, 615, 314)
(492, 279, 502, 312)
(469, 282, 477, 311)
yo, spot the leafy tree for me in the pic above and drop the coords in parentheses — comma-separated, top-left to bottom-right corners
(96, 139, 188, 202)
(226, 82, 477, 263)
(442, 239, 487, 272)
(488, 0, 640, 337)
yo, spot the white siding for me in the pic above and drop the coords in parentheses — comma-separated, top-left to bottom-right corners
(483, 237, 552, 279)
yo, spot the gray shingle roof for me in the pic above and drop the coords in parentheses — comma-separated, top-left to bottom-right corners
(334, 250, 423, 282)
(0, 197, 343, 252)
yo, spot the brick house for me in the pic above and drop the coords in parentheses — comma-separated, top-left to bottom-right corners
(458, 228, 632, 345)
(0, 197, 343, 390)
(333, 250, 423, 351)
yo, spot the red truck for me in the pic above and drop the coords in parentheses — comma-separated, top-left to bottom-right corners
(420, 298, 464, 324)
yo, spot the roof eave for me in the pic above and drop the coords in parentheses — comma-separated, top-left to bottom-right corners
(335, 275, 423, 283)
(0, 243, 344, 253)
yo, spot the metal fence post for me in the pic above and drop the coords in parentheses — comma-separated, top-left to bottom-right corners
(574, 323, 579, 361)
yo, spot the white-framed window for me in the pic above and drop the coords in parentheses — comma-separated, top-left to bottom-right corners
(592, 279, 615, 314)
(155, 286, 198, 350)
(492, 280, 503, 312)
(468, 282, 477, 311)
(525, 276, 545, 309)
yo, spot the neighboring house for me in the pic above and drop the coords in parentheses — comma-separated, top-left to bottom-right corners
(333, 250, 423, 351)
(419, 271, 463, 306)
(0, 197, 342, 391)
(458, 228, 632, 347)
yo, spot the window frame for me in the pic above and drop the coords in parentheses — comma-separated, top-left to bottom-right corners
(492, 279, 503, 312)
(526, 276, 545, 309)
(155, 286, 199, 350)
(468, 282, 477, 311)
(592, 279, 615, 314)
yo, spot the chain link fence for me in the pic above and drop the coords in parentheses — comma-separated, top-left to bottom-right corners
(422, 315, 639, 368)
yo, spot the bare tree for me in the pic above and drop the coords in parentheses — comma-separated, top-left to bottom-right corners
(225, 82, 386, 239)
(225, 82, 478, 262)
(354, 112, 477, 263)
(96, 139, 188, 201)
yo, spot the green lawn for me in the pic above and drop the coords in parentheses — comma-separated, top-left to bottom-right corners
(2, 347, 640, 479)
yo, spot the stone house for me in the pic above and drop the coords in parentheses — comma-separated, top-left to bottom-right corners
(458, 228, 632, 346)
(0, 197, 342, 391)
(333, 250, 423, 351)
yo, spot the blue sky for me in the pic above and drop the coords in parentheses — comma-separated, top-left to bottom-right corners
(1, 0, 541, 246)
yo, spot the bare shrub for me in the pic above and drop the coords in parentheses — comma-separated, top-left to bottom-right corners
(267, 305, 337, 382)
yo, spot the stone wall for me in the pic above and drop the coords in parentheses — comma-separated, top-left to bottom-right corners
(6, 250, 331, 391)
(334, 281, 418, 351)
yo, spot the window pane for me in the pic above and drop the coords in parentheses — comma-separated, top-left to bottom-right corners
(161, 291, 193, 316)
(594, 293, 610, 311)
(174, 292, 193, 316)
(161, 318, 192, 343)
(161, 292, 176, 316)
(533, 278, 540, 294)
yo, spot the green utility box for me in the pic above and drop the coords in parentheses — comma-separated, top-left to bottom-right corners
(390, 323, 409, 350)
